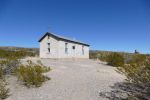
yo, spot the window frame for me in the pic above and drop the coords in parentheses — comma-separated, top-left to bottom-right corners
(48, 48, 50, 53)
(47, 43, 50, 53)
(65, 43, 68, 54)
(82, 46, 84, 55)
(72, 46, 75, 50)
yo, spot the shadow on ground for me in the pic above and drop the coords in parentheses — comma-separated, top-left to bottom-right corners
(99, 82, 150, 100)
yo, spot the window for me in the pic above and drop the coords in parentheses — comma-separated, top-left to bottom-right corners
(48, 43, 50, 48)
(72, 46, 75, 50)
(47, 43, 50, 53)
(82, 46, 84, 55)
(48, 48, 50, 53)
(65, 43, 68, 54)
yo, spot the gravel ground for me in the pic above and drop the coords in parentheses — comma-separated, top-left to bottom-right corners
(6, 59, 125, 100)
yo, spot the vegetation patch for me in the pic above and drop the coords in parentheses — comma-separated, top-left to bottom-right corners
(107, 53, 124, 67)
(16, 60, 51, 88)
(0, 59, 20, 75)
(117, 54, 150, 99)
(0, 48, 50, 99)
(0, 49, 38, 59)
(91, 51, 150, 99)
(0, 68, 4, 80)
(0, 60, 10, 100)
(0, 80, 9, 100)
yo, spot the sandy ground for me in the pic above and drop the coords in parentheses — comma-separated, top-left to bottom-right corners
(6, 59, 125, 100)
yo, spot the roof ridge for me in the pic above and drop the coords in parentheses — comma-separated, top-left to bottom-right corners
(38, 32, 90, 46)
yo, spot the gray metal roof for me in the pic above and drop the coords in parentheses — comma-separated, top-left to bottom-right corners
(38, 32, 90, 46)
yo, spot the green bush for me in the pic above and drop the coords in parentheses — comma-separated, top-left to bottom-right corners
(107, 53, 125, 67)
(117, 55, 150, 99)
(16, 60, 51, 87)
(90, 51, 112, 61)
(0, 68, 3, 79)
(0, 62, 9, 100)
(0, 59, 20, 75)
(118, 55, 150, 87)
(0, 80, 9, 100)
(128, 54, 146, 65)
(89, 52, 98, 59)
(0, 49, 37, 59)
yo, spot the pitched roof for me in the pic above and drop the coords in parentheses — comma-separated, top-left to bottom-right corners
(38, 32, 90, 46)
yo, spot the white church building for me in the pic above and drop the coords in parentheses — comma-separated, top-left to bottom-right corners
(38, 32, 90, 59)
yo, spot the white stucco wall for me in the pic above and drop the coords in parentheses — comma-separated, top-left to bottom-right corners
(40, 35, 89, 59)
(40, 35, 59, 58)
(58, 40, 89, 58)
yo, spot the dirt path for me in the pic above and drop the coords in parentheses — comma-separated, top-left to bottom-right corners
(6, 59, 125, 100)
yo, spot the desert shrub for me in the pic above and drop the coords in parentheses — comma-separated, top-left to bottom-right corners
(0, 49, 37, 59)
(107, 53, 124, 67)
(89, 51, 112, 61)
(0, 80, 9, 100)
(0, 68, 3, 79)
(89, 52, 98, 59)
(0, 59, 20, 75)
(128, 54, 146, 65)
(117, 55, 150, 99)
(96, 52, 109, 62)
(16, 60, 51, 87)
(89, 51, 130, 62)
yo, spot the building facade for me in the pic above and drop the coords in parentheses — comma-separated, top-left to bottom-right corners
(38, 32, 90, 59)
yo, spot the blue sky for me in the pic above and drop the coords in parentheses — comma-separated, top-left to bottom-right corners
(0, 0, 150, 53)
